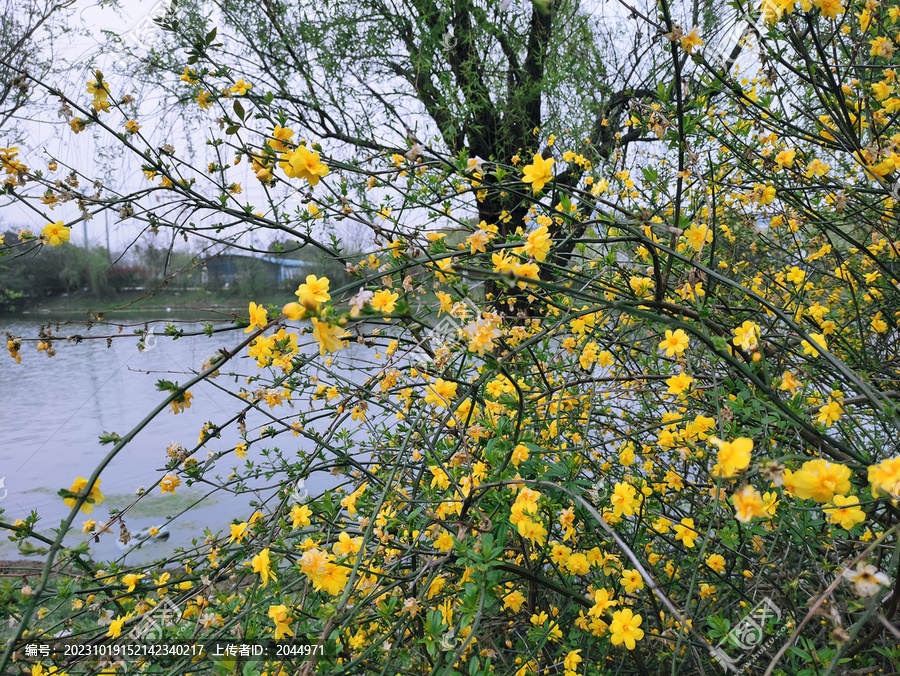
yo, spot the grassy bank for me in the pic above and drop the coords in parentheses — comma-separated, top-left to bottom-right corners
(4, 287, 298, 319)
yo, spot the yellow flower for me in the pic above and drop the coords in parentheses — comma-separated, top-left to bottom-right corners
(620, 568, 644, 593)
(775, 148, 796, 168)
(780, 370, 802, 394)
(666, 371, 693, 395)
(680, 27, 704, 54)
(870, 37, 895, 58)
(245, 301, 268, 333)
(523, 225, 553, 262)
(229, 522, 249, 543)
(433, 530, 454, 552)
(804, 159, 830, 177)
(792, 459, 851, 502)
(731, 485, 767, 523)
(563, 649, 582, 671)
(107, 614, 128, 638)
(712, 437, 753, 478)
(521, 153, 555, 193)
(281, 302, 304, 322)
(294, 274, 331, 309)
(609, 609, 644, 649)
(279, 144, 329, 186)
(63, 477, 104, 514)
(290, 504, 312, 528)
(160, 475, 180, 494)
(684, 222, 712, 251)
(371, 289, 399, 315)
(195, 90, 211, 109)
(786, 266, 806, 285)
(801, 332, 827, 357)
(610, 482, 640, 517)
(566, 552, 590, 575)
(673, 518, 699, 548)
(811, 0, 845, 20)
(41, 221, 70, 246)
(732, 321, 760, 350)
(121, 573, 143, 592)
(705, 553, 726, 572)
(511, 443, 530, 468)
(230, 78, 252, 95)
(87, 76, 109, 100)
(424, 378, 458, 408)
(124, 120, 141, 134)
(824, 494, 865, 530)
(658, 329, 689, 357)
(816, 399, 844, 427)
(314, 562, 350, 596)
(267, 125, 295, 152)
(268, 604, 295, 640)
(867, 455, 900, 497)
(502, 589, 526, 613)
(752, 183, 776, 204)
(169, 390, 193, 414)
(333, 531, 363, 556)
(251, 548, 277, 587)
(310, 317, 346, 356)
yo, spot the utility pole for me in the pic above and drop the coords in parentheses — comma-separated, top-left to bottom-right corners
(105, 210, 111, 261)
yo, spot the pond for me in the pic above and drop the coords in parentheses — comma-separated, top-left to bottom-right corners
(0, 312, 369, 565)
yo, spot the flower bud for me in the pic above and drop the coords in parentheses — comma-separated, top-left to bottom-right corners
(282, 302, 304, 321)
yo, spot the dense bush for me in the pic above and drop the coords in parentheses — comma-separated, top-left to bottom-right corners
(2, 0, 900, 675)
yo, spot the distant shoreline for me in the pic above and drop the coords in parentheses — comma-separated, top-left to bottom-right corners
(0, 287, 296, 320)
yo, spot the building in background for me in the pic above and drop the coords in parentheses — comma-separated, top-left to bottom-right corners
(201, 253, 310, 288)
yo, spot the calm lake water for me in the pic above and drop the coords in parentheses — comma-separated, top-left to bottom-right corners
(0, 313, 364, 565)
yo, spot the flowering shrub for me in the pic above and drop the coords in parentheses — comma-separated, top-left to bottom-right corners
(2, 0, 900, 674)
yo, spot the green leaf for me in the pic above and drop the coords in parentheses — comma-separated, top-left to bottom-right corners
(657, 81, 670, 102)
(98, 431, 121, 445)
(156, 379, 177, 392)
(233, 100, 245, 120)
(789, 646, 811, 660)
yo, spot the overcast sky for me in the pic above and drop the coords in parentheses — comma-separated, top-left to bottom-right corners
(3, 0, 753, 256)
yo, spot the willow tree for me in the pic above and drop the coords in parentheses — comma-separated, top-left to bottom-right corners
(1, 0, 76, 136)
(121, 0, 704, 234)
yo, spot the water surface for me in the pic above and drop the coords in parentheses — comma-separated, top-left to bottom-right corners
(0, 314, 362, 565)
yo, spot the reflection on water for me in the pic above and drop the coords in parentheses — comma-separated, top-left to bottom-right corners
(0, 315, 359, 565)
